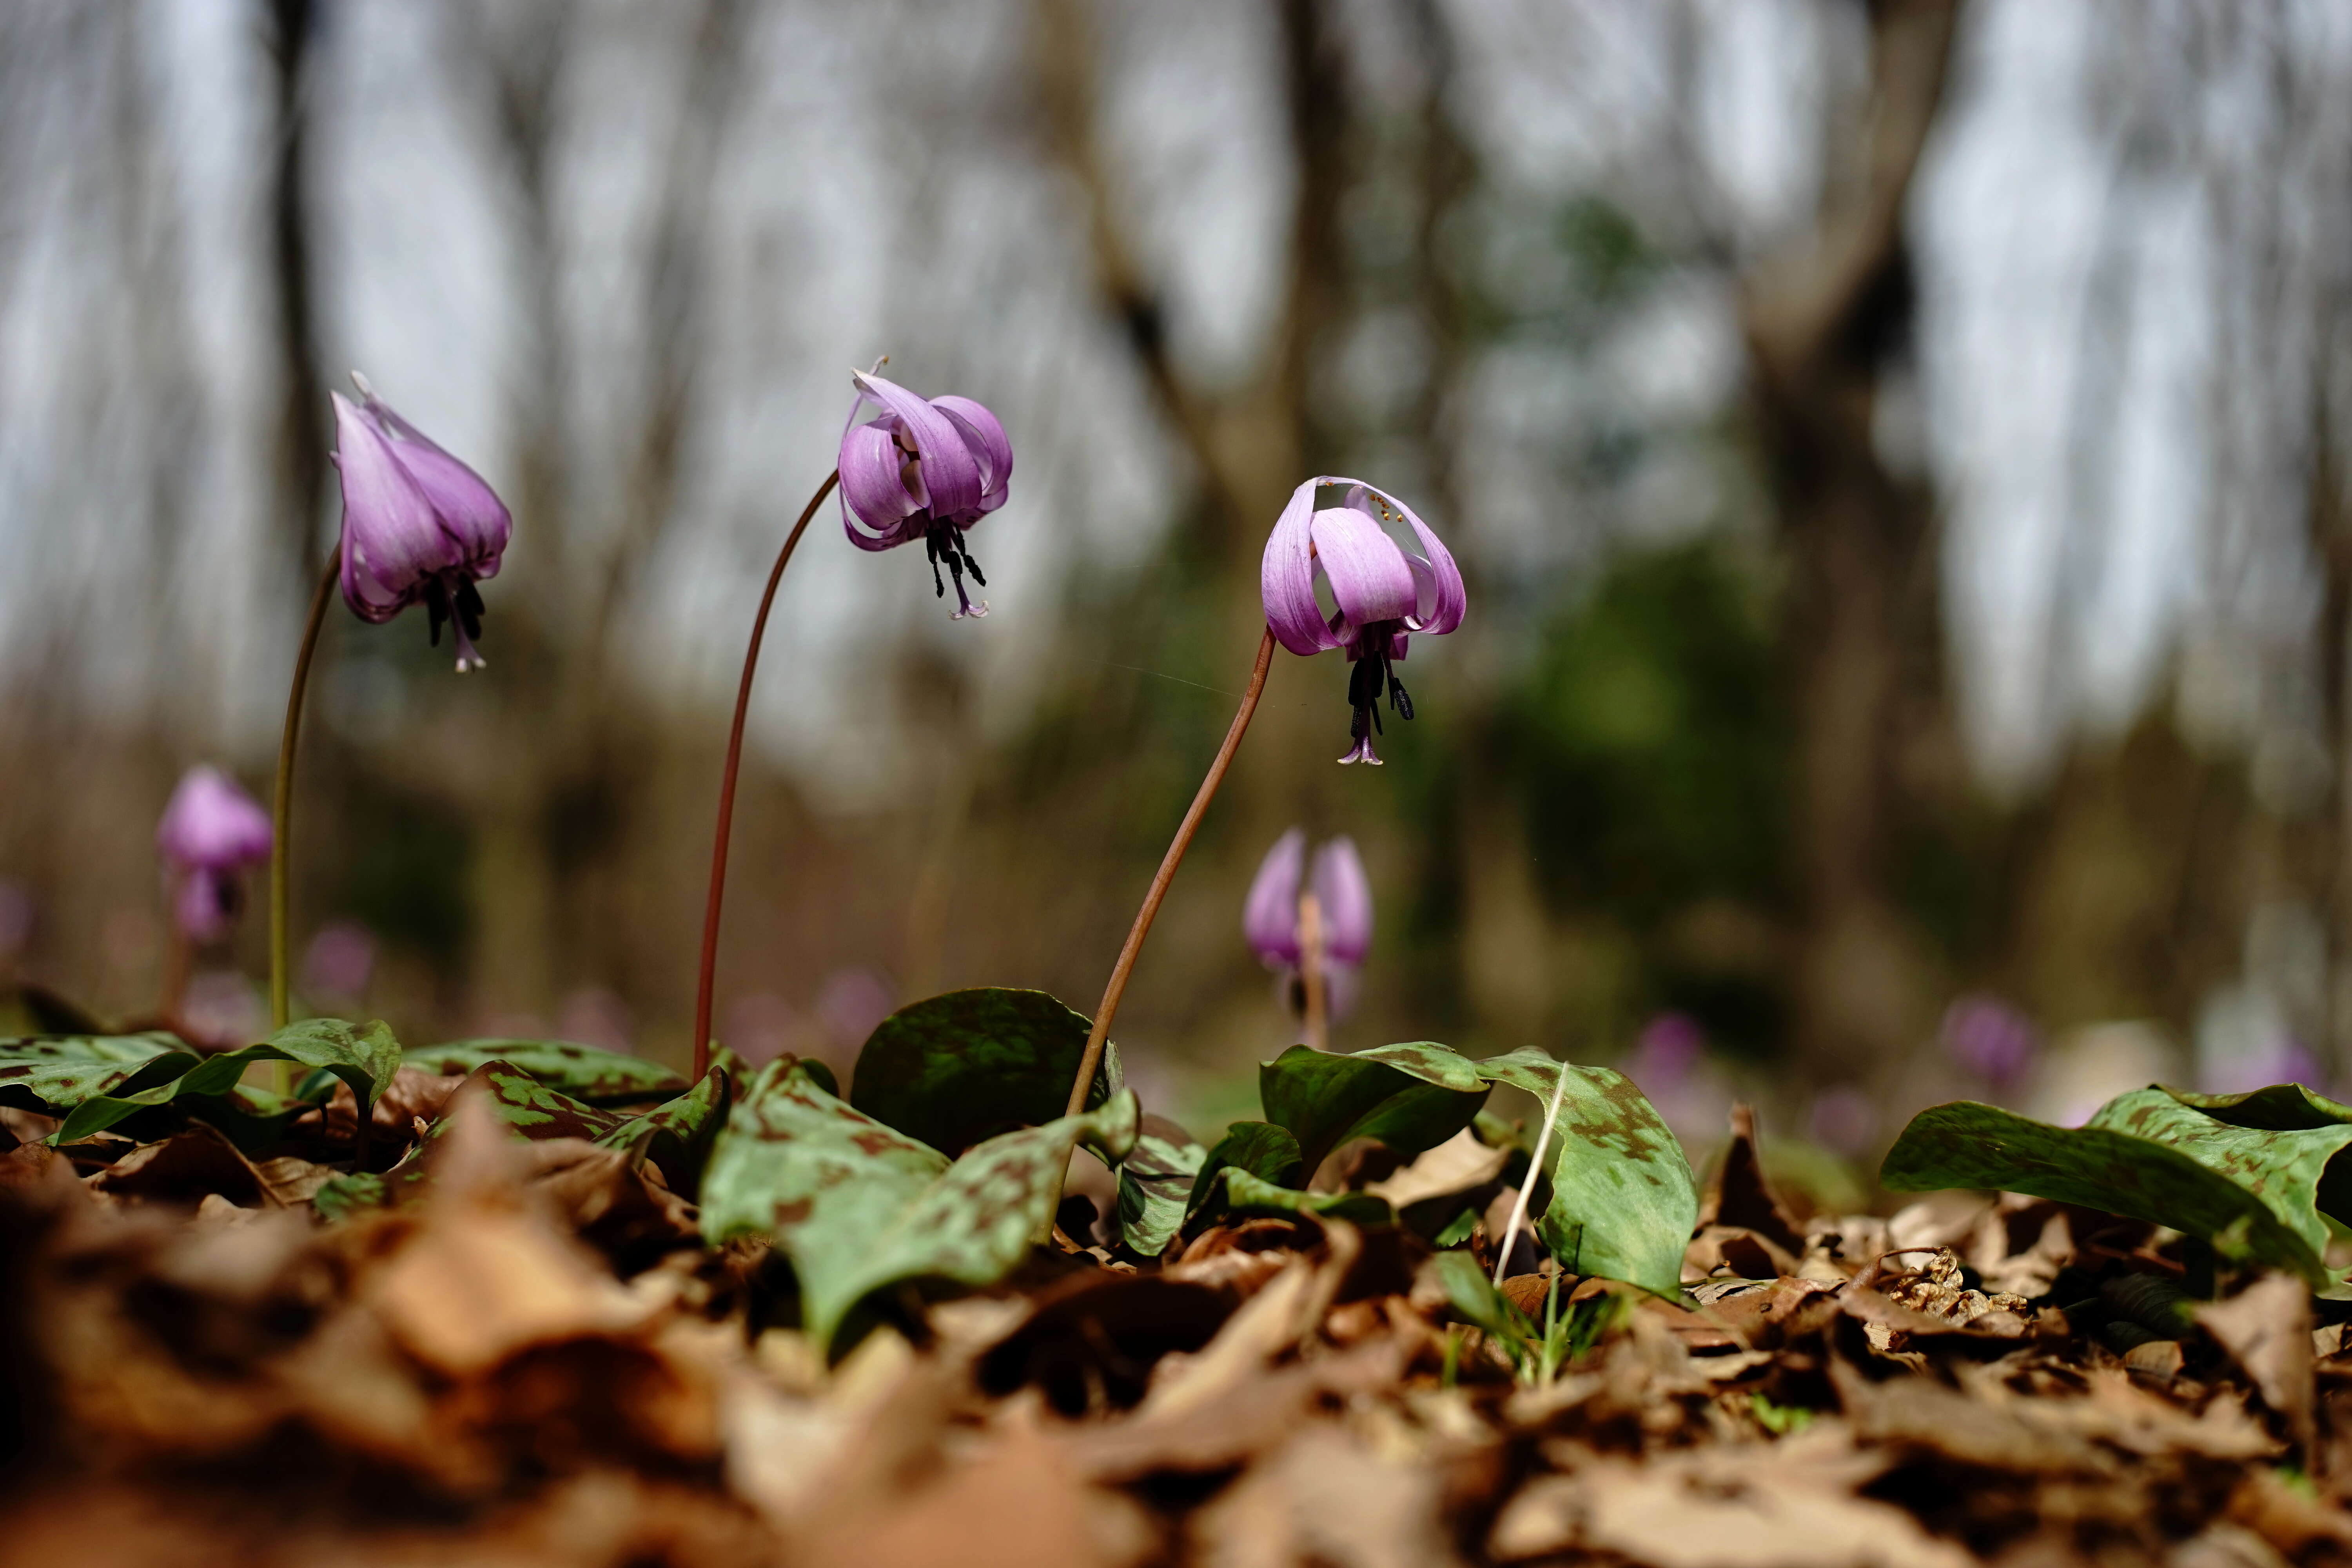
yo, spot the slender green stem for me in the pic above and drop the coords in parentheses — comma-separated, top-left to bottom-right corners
(692, 470, 841, 1080)
(270, 545, 341, 1034)
(1064, 627, 1276, 1118)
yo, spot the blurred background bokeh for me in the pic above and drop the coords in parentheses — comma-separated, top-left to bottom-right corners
(4, 0, 2350, 1195)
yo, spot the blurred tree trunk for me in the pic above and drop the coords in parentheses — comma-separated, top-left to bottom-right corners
(1742, 0, 1958, 1084)
(265, 0, 328, 581)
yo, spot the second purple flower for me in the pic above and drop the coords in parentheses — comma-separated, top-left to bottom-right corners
(1260, 477, 1466, 764)
(1244, 828, 1373, 1025)
(838, 369, 1012, 620)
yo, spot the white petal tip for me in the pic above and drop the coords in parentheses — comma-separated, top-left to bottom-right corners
(350, 370, 376, 397)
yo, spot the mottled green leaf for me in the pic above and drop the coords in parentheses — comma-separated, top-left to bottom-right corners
(2163, 1082, 2352, 1130)
(405, 1038, 686, 1103)
(1880, 1098, 2331, 1286)
(1259, 1041, 1489, 1178)
(595, 1065, 733, 1195)
(702, 1059, 1140, 1349)
(1116, 1116, 1205, 1257)
(2085, 1087, 2352, 1265)
(0, 1034, 195, 1118)
(1476, 1047, 1697, 1297)
(848, 987, 1120, 1156)
(1184, 1121, 1306, 1225)
(368, 1059, 631, 1204)
(48, 1019, 401, 1145)
(1211, 1168, 1394, 1227)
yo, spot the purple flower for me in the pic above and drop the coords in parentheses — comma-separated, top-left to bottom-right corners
(155, 766, 272, 943)
(1940, 994, 2039, 1090)
(331, 373, 512, 671)
(1261, 477, 1466, 764)
(838, 368, 1012, 620)
(1243, 829, 1373, 1021)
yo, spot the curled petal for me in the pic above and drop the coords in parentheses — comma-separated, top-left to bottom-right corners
(851, 370, 982, 523)
(839, 420, 922, 534)
(1260, 479, 1340, 655)
(1381, 488, 1465, 635)
(932, 394, 1013, 515)
(1243, 828, 1307, 966)
(334, 392, 445, 622)
(1308, 837, 1373, 965)
(156, 766, 273, 871)
(362, 390, 510, 569)
(1308, 506, 1417, 630)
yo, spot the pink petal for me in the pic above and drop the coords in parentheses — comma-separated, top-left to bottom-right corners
(1308, 837, 1373, 965)
(363, 390, 511, 569)
(1242, 828, 1307, 966)
(332, 392, 442, 623)
(156, 766, 273, 870)
(931, 394, 1013, 514)
(839, 419, 921, 534)
(851, 370, 983, 523)
(1308, 505, 1418, 628)
(1260, 479, 1340, 655)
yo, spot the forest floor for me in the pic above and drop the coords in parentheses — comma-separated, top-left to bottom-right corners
(1, 1078, 2347, 1568)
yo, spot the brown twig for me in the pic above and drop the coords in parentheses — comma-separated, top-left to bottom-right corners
(1064, 627, 1277, 1117)
(691, 470, 842, 1079)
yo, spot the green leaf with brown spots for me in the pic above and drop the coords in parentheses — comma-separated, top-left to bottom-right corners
(2085, 1087, 2352, 1267)
(1202, 1167, 1394, 1228)
(1183, 1120, 1307, 1227)
(1476, 1047, 1697, 1297)
(596, 1064, 733, 1196)
(702, 1058, 1140, 1350)
(1880, 1098, 2333, 1286)
(848, 987, 1122, 1156)
(0, 1033, 197, 1119)
(367, 1058, 631, 1204)
(1116, 1115, 1205, 1256)
(45, 1018, 401, 1145)
(1259, 1041, 1490, 1178)
(405, 1038, 686, 1104)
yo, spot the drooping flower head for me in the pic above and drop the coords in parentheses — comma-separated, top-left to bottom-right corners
(1261, 477, 1465, 764)
(838, 368, 1012, 619)
(1243, 829, 1374, 1022)
(331, 372, 513, 671)
(156, 766, 273, 943)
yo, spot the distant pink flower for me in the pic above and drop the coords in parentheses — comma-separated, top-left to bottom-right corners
(1243, 829, 1372, 1022)
(1809, 1085, 1880, 1155)
(155, 767, 272, 943)
(1260, 478, 1465, 764)
(1940, 994, 2038, 1089)
(301, 921, 377, 999)
(837, 370, 1011, 619)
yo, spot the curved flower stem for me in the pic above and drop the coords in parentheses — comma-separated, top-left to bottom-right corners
(270, 545, 342, 1038)
(692, 470, 842, 1079)
(1065, 627, 1276, 1118)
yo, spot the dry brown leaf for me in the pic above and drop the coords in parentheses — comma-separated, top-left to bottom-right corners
(1490, 1434, 1974, 1568)
(1364, 1127, 1507, 1212)
(2197, 1274, 2316, 1455)
(1191, 1422, 1459, 1568)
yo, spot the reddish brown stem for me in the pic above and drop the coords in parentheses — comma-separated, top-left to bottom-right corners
(692, 471, 841, 1079)
(271, 544, 342, 1039)
(1065, 627, 1276, 1117)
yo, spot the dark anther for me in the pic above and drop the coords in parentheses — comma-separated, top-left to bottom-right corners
(455, 578, 486, 643)
(959, 534, 987, 587)
(924, 532, 946, 599)
(1389, 675, 1414, 721)
(427, 581, 448, 648)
